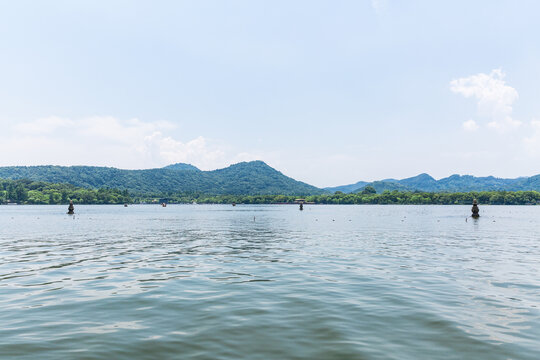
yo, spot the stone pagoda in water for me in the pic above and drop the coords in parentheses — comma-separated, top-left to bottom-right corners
(471, 199, 480, 218)
(67, 200, 75, 215)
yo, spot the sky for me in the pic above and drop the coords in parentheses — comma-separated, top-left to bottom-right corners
(1, 0, 539, 187)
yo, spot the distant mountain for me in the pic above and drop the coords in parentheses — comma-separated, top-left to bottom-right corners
(331, 173, 540, 193)
(516, 174, 540, 189)
(357, 181, 413, 193)
(398, 173, 437, 190)
(324, 181, 368, 193)
(162, 163, 200, 171)
(0, 161, 324, 195)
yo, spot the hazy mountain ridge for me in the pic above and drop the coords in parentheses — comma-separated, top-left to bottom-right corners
(324, 181, 369, 193)
(328, 173, 540, 193)
(0, 161, 323, 196)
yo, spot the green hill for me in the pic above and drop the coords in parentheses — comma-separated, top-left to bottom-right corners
(0, 161, 323, 195)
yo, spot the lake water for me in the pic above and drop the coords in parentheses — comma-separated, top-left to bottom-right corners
(0, 204, 539, 359)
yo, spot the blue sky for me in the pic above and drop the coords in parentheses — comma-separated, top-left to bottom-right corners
(1, 0, 539, 187)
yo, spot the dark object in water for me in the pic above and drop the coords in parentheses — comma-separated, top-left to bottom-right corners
(232, 202, 236, 206)
(124, 203, 128, 207)
(471, 199, 480, 218)
(162, 203, 167, 207)
(67, 200, 75, 215)
(299, 203, 303, 211)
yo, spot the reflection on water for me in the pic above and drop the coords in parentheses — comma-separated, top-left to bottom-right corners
(0, 204, 539, 359)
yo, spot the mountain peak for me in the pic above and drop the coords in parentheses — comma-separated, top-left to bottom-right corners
(399, 173, 436, 186)
(238, 160, 268, 166)
(410, 173, 435, 181)
(224, 160, 272, 170)
(162, 163, 200, 171)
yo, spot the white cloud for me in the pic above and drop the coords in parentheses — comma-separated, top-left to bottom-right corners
(142, 132, 226, 169)
(371, 0, 387, 13)
(2, 116, 250, 170)
(14, 116, 75, 134)
(462, 119, 479, 131)
(486, 117, 522, 131)
(450, 69, 521, 132)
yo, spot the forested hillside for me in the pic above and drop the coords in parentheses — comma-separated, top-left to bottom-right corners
(0, 161, 323, 196)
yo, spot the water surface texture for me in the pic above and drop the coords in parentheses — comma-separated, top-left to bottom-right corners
(1, 205, 539, 359)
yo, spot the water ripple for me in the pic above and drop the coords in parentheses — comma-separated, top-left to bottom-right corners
(0, 204, 539, 359)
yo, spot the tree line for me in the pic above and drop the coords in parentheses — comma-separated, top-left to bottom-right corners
(2, 179, 539, 205)
(136, 187, 540, 205)
(0, 179, 131, 204)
